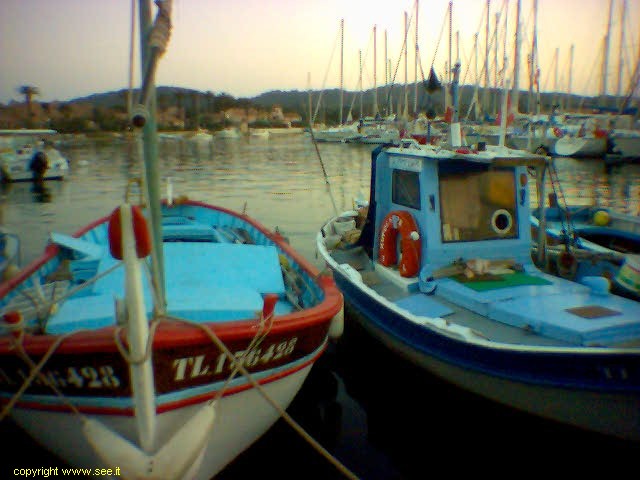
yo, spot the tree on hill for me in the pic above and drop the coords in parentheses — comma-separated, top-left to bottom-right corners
(18, 85, 40, 128)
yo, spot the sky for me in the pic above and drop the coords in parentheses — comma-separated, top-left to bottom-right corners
(1, 0, 639, 104)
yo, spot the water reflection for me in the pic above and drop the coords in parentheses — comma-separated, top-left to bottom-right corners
(0, 135, 639, 478)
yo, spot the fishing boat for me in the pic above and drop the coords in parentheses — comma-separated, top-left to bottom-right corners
(316, 133, 640, 442)
(0, 2, 344, 479)
(0, 129, 70, 182)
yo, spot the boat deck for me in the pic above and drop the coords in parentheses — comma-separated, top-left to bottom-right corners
(331, 247, 640, 348)
(1, 214, 302, 335)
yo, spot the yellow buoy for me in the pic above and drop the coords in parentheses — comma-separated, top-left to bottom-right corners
(593, 210, 610, 227)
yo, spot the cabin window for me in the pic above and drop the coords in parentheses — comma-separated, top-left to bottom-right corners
(439, 169, 518, 242)
(392, 169, 421, 210)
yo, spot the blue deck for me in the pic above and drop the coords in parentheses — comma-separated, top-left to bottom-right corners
(428, 269, 639, 346)
(46, 242, 287, 334)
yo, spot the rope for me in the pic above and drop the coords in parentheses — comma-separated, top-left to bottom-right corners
(148, 0, 172, 55)
(160, 313, 359, 480)
(0, 331, 82, 421)
(308, 125, 339, 216)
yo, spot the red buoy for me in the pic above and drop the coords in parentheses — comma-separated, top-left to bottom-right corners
(108, 205, 152, 260)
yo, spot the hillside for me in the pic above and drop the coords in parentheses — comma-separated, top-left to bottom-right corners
(1, 83, 634, 132)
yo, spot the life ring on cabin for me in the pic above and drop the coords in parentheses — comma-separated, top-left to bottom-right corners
(378, 210, 421, 277)
(552, 127, 564, 138)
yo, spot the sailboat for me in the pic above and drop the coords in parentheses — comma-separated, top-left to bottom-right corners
(0, 2, 343, 479)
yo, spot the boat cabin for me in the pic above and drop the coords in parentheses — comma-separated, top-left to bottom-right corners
(364, 142, 537, 291)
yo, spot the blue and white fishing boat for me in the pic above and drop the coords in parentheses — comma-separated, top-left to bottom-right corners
(317, 136, 640, 442)
(0, 2, 343, 479)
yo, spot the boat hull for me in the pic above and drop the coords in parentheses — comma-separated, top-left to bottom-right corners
(336, 268, 640, 442)
(9, 364, 313, 479)
(329, 264, 640, 441)
(0, 200, 344, 478)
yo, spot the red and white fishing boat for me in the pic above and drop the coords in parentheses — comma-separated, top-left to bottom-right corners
(0, 2, 343, 479)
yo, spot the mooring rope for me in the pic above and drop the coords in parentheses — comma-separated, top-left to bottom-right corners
(0, 331, 82, 421)
(160, 314, 359, 480)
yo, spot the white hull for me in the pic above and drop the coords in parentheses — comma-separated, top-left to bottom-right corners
(0, 147, 69, 182)
(313, 126, 361, 143)
(553, 136, 607, 157)
(10, 365, 313, 479)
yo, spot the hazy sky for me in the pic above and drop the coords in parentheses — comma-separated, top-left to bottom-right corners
(1, 0, 638, 104)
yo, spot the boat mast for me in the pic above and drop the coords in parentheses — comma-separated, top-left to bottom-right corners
(385, 29, 390, 115)
(602, 0, 614, 100)
(404, 10, 409, 120)
(138, 0, 165, 311)
(553, 47, 559, 108)
(528, 0, 538, 116)
(567, 44, 574, 111)
(617, 0, 627, 100)
(484, 0, 490, 115)
(308, 72, 312, 127)
(493, 12, 500, 115)
(445, 0, 452, 111)
(511, 0, 521, 115)
(414, 0, 419, 116)
(359, 49, 363, 119)
(374, 25, 378, 115)
(340, 18, 344, 125)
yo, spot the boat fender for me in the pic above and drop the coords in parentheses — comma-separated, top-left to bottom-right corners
(592, 210, 610, 226)
(29, 151, 48, 175)
(329, 304, 344, 339)
(2, 310, 23, 336)
(108, 205, 152, 260)
(378, 210, 421, 277)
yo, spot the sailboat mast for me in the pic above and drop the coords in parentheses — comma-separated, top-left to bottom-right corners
(386, 29, 390, 115)
(617, 0, 627, 98)
(512, 0, 521, 114)
(374, 25, 378, 115)
(308, 72, 312, 127)
(493, 12, 499, 115)
(568, 44, 574, 111)
(340, 18, 344, 125)
(359, 49, 363, 119)
(138, 0, 165, 310)
(449, 0, 452, 85)
(414, 0, 419, 116)
(602, 0, 614, 98)
(528, 0, 538, 115)
(404, 10, 409, 120)
(484, 0, 490, 114)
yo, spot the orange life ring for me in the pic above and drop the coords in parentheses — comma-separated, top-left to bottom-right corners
(378, 210, 421, 277)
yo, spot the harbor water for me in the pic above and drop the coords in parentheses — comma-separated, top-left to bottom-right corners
(1, 133, 639, 478)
